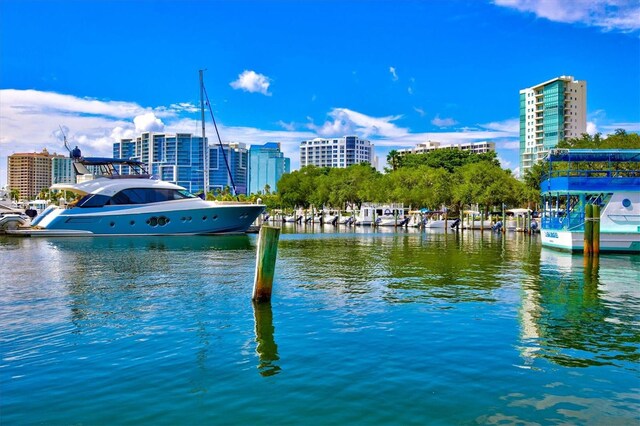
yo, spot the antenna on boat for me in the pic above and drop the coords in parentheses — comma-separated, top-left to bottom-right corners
(59, 125, 71, 154)
(199, 70, 238, 197)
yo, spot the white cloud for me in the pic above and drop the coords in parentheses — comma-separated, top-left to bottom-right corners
(414, 107, 426, 117)
(134, 112, 165, 133)
(389, 66, 398, 81)
(479, 118, 519, 133)
(276, 120, 296, 132)
(494, 0, 640, 33)
(308, 108, 407, 139)
(587, 121, 598, 135)
(497, 155, 514, 170)
(230, 70, 272, 96)
(431, 115, 458, 127)
(600, 122, 640, 133)
(512, 167, 521, 179)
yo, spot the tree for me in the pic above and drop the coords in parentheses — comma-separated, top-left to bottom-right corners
(558, 129, 640, 149)
(453, 161, 524, 218)
(399, 149, 500, 173)
(10, 188, 20, 202)
(386, 150, 401, 172)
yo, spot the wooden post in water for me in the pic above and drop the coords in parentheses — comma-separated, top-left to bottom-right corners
(592, 204, 600, 254)
(253, 226, 281, 303)
(527, 211, 531, 235)
(501, 206, 506, 234)
(583, 204, 593, 255)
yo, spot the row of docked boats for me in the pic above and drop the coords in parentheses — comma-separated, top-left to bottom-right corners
(268, 204, 538, 231)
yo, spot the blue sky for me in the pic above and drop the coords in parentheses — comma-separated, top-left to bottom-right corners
(1, 0, 639, 186)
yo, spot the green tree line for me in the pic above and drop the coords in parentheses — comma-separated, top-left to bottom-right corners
(201, 129, 640, 215)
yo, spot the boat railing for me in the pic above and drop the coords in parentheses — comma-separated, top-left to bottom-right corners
(542, 168, 640, 181)
(541, 213, 585, 231)
(607, 214, 640, 223)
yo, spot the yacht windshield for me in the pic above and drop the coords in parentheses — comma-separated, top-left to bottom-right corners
(109, 188, 196, 205)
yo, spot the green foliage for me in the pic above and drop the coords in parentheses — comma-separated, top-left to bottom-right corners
(270, 152, 525, 214)
(385, 150, 401, 172)
(398, 149, 500, 173)
(558, 129, 640, 150)
(9, 188, 20, 201)
(452, 161, 524, 214)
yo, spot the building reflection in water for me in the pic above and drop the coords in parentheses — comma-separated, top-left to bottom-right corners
(253, 301, 281, 377)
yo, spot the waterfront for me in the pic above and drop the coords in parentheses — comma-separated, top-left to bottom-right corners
(1, 227, 639, 425)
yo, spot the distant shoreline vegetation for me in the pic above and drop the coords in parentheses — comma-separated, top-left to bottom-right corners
(238, 129, 640, 216)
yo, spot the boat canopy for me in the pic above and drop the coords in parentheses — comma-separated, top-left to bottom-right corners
(545, 149, 640, 163)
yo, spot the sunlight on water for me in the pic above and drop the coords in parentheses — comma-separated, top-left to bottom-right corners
(1, 228, 638, 425)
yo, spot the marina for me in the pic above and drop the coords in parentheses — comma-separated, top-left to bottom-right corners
(1, 228, 639, 424)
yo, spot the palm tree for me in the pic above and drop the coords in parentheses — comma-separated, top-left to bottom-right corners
(10, 188, 20, 202)
(386, 150, 400, 172)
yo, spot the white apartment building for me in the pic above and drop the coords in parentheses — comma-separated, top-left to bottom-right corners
(300, 136, 376, 168)
(397, 140, 496, 156)
(520, 75, 587, 174)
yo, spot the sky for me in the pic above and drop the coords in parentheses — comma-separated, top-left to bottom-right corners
(1, 0, 639, 187)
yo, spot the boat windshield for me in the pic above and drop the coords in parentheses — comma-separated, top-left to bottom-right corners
(76, 188, 196, 208)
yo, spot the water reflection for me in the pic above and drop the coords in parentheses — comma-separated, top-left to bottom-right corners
(45, 234, 253, 253)
(252, 301, 280, 377)
(282, 230, 527, 306)
(519, 249, 640, 368)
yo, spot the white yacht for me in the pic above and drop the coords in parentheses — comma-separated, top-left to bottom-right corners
(7, 158, 265, 237)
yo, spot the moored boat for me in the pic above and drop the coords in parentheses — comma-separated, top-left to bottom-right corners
(7, 157, 265, 237)
(355, 203, 407, 226)
(539, 149, 640, 252)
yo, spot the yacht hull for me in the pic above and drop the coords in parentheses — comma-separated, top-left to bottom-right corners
(8, 202, 265, 237)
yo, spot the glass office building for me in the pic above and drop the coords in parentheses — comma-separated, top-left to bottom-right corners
(114, 132, 207, 193)
(248, 142, 290, 195)
(209, 142, 249, 195)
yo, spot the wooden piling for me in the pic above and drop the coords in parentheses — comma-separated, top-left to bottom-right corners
(501, 207, 506, 234)
(592, 204, 600, 254)
(583, 204, 593, 255)
(527, 211, 531, 235)
(252, 226, 281, 303)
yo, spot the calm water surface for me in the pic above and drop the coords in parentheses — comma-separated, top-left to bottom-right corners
(1, 226, 639, 425)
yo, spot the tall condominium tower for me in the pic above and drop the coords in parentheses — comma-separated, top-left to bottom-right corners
(248, 142, 290, 195)
(114, 132, 207, 193)
(7, 149, 67, 200)
(209, 142, 249, 196)
(520, 75, 586, 175)
(300, 136, 376, 169)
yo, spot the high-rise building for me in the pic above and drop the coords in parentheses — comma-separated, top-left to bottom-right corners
(51, 157, 75, 185)
(397, 140, 495, 156)
(7, 149, 65, 200)
(209, 142, 249, 195)
(248, 142, 290, 195)
(300, 136, 376, 169)
(114, 132, 207, 193)
(520, 75, 586, 174)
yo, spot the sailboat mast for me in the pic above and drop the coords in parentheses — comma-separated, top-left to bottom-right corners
(199, 69, 209, 194)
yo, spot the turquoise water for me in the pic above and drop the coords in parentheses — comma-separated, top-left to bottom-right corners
(1, 227, 639, 425)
